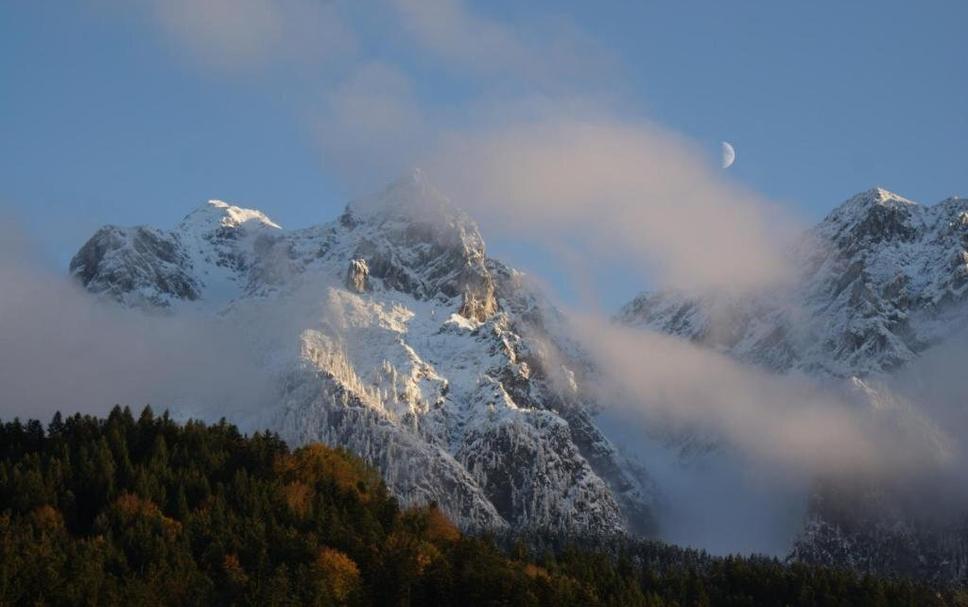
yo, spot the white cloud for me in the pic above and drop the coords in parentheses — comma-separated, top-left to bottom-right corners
(572, 315, 950, 477)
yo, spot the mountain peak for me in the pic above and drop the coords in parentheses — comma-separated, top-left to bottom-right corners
(343, 169, 474, 229)
(179, 199, 282, 233)
(845, 187, 917, 210)
(815, 187, 920, 241)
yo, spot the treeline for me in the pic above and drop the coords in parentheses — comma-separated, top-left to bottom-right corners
(0, 407, 960, 606)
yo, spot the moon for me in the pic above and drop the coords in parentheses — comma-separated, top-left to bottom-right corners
(721, 141, 736, 169)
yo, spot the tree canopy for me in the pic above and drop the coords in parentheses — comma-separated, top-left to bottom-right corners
(0, 407, 958, 606)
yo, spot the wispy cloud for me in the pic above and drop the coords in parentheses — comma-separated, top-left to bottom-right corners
(572, 315, 951, 477)
(313, 62, 429, 187)
(386, 0, 614, 86)
(137, 0, 355, 73)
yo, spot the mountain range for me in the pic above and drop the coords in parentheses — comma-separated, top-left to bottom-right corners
(69, 173, 968, 582)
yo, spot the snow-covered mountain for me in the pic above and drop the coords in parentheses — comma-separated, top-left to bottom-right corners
(70, 171, 655, 536)
(619, 187, 968, 582)
(619, 187, 968, 377)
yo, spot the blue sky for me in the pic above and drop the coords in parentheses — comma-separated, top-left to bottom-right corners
(2, 1, 966, 307)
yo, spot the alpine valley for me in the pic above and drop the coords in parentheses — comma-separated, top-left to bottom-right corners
(70, 174, 968, 583)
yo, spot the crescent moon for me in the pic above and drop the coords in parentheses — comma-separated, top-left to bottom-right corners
(721, 141, 736, 169)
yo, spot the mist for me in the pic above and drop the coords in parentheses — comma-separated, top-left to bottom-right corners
(0, 223, 275, 424)
(553, 315, 956, 554)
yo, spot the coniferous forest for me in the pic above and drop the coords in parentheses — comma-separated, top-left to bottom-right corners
(0, 407, 960, 606)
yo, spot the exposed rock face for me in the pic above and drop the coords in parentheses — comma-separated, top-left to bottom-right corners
(619, 188, 968, 377)
(345, 258, 369, 293)
(70, 226, 200, 306)
(458, 279, 497, 322)
(70, 171, 655, 536)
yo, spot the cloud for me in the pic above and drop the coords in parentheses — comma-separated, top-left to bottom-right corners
(425, 113, 798, 292)
(313, 62, 429, 188)
(570, 315, 951, 477)
(386, 0, 614, 86)
(0, 223, 274, 423)
(142, 0, 355, 73)
(557, 314, 959, 554)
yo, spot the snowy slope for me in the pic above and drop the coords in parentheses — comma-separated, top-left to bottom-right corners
(70, 171, 655, 536)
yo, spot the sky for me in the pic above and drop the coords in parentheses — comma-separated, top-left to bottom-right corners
(1, 1, 966, 309)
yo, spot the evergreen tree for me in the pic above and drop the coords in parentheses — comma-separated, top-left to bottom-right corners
(0, 409, 953, 606)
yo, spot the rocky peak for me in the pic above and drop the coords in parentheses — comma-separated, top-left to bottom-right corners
(939, 195, 967, 207)
(816, 188, 921, 250)
(841, 187, 916, 211)
(822, 188, 918, 227)
(622, 188, 968, 377)
(341, 170, 484, 254)
(937, 196, 968, 224)
(337, 171, 498, 321)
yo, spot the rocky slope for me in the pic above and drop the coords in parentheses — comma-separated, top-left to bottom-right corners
(70, 171, 655, 536)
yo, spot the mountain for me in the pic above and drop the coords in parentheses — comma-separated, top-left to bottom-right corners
(69, 171, 655, 537)
(68, 177, 968, 580)
(619, 187, 968, 582)
(619, 187, 968, 377)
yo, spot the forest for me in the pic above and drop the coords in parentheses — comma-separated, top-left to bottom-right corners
(0, 406, 960, 606)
